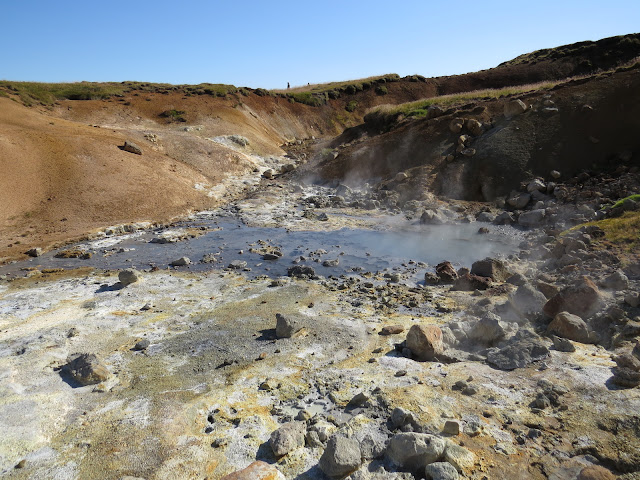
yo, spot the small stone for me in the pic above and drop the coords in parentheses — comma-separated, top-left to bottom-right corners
(406, 325, 444, 361)
(470, 257, 510, 282)
(318, 435, 362, 478)
(504, 99, 527, 117)
(275, 313, 302, 339)
(550, 170, 561, 179)
(228, 260, 247, 269)
(443, 420, 461, 435)
(170, 257, 191, 267)
(269, 422, 305, 457)
(133, 339, 150, 351)
(64, 353, 110, 386)
(118, 268, 142, 286)
(425, 462, 459, 480)
(381, 325, 404, 335)
(67, 327, 79, 338)
(26, 248, 43, 257)
(391, 407, 414, 428)
(123, 141, 142, 155)
(552, 335, 576, 352)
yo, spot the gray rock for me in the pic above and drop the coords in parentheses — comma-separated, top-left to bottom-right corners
(425, 462, 459, 480)
(493, 211, 515, 225)
(319, 435, 362, 478)
(420, 210, 448, 225)
(443, 442, 476, 472)
(442, 420, 461, 435)
(507, 192, 531, 209)
(358, 433, 387, 460)
(262, 169, 274, 179)
(275, 313, 302, 338)
(26, 247, 43, 257)
(527, 179, 546, 193)
(509, 284, 547, 318)
(65, 353, 110, 385)
(306, 430, 324, 448)
(487, 331, 550, 370)
(119, 268, 142, 286)
(170, 257, 191, 267)
(133, 339, 150, 351)
(390, 407, 414, 428)
(387, 432, 446, 470)
(269, 421, 305, 457)
(624, 292, 640, 308)
(287, 265, 316, 279)
(600, 270, 629, 290)
(476, 212, 495, 223)
(123, 141, 142, 155)
(550, 170, 561, 179)
(228, 260, 247, 269)
(465, 118, 483, 136)
(552, 335, 576, 352)
(504, 99, 527, 117)
(518, 209, 546, 227)
(468, 314, 506, 345)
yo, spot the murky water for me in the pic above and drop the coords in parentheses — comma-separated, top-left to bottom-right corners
(1, 213, 524, 282)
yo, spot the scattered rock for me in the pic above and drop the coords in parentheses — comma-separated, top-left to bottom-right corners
(26, 247, 43, 257)
(123, 141, 142, 155)
(390, 407, 415, 428)
(504, 99, 527, 117)
(470, 257, 510, 282)
(275, 313, 303, 339)
(269, 421, 305, 457)
(221, 461, 285, 480)
(507, 191, 531, 209)
(133, 339, 150, 351)
(487, 332, 549, 370)
(465, 119, 483, 136)
(425, 462, 459, 480)
(319, 435, 362, 478)
(518, 209, 546, 227)
(170, 257, 191, 267)
(228, 260, 247, 269)
(443, 420, 461, 435)
(443, 441, 475, 472)
(262, 169, 274, 179)
(381, 325, 405, 335)
(452, 274, 491, 291)
(287, 265, 316, 279)
(449, 118, 464, 133)
(387, 432, 446, 470)
(436, 261, 458, 283)
(600, 270, 629, 290)
(406, 325, 444, 361)
(552, 335, 576, 352)
(543, 276, 602, 318)
(119, 268, 142, 286)
(468, 314, 507, 345)
(547, 311, 592, 343)
(64, 353, 110, 386)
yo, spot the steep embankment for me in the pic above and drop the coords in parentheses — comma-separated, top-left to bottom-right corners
(317, 64, 640, 201)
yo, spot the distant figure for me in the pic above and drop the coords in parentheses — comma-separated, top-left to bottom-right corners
(287, 82, 290, 89)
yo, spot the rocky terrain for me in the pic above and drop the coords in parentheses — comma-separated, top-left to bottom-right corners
(1, 34, 640, 480)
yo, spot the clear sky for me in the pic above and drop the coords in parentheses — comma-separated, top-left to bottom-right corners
(2, 0, 639, 89)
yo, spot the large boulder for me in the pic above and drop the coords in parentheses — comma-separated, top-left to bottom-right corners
(518, 209, 546, 227)
(275, 314, 303, 339)
(600, 270, 629, 290)
(64, 353, 110, 385)
(425, 462, 459, 480)
(486, 331, 549, 370)
(547, 312, 591, 343)
(509, 284, 547, 318)
(221, 461, 285, 480)
(406, 325, 444, 361)
(318, 435, 362, 478)
(269, 422, 305, 457)
(442, 442, 475, 472)
(387, 433, 446, 470)
(452, 274, 491, 291)
(506, 192, 531, 209)
(421, 210, 448, 225)
(436, 261, 458, 283)
(504, 99, 527, 117)
(543, 276, 603, 318)
(468, 314, 507, 345)
(470, 258, 510, 282)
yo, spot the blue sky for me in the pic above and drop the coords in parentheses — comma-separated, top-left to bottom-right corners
(2, 1, 639, 89)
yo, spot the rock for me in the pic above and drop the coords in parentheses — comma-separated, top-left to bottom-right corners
(133, 339, 150, 351)
(504, 99, 527, 117)
(228, 260, 247, 269)
(425, 272, 440, 285)
(476, 212, 495, 223)
(65, 353, 110, 385)
(406, 325, 444, 361)
(548, 312, 591, 343)
(425, 462, 459, 480)
(537, 281, 560, 299)
(319, 435, 362, 478)
(506, 273, 527, 286)
(269, 421, 305, 457)
(229, 135, 249, 147)
(170, 257, 191, 267)
(443, 420, 461, 435)
(26, 247, 43, 257)
(507, 191, 531, 209)
(468, 314, 506, 345)
(262, 169, 274, 179)
(470, 258, 510, 282)
(287, 265, 316, 279)
(427, 106, 444, 119)
(118, 268, 142, 286)
(390, 407, 415, 428)
(323, 258, 340, 267)
(449, 118, 464, 133)
(123, 141, 142, 155)
(460, 148, 476, 157)
(381, 325, 405, 335)
(577, 465, 616, 480)
(493, 211, 515, 225)
(509, 284, 547, 318)
(625, 292, 640, 308)
(486, 332, 550, 370)
(421, 210, 447, 225)
(348, 392, 369, 407)
(518, 209, 546, 227)
(221, 461, 285, 480)
(387, 433, 446, 470)
(306, 431, 324, 448)
(611, 366, 640, 387)
(443, 442, 475, 472)
(275, 313, 302, 339)
(552, 335, 576, 352)
(527, 179, 546, 193)
(452, 274, 491, 291)
(465, 119, 483, 136)
(263, 252, 282, 261)
(436, 261, 458, 283)
(550, 170, 561, 179)
(543, 276, 603, 318)
(600, 270, 629, 290)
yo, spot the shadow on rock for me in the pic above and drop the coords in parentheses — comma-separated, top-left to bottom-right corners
(255, 439, 277, 464)
(95, 282, 125, 293)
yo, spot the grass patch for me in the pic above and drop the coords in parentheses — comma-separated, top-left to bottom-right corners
(286, 92, 327, 107)
(159, 109, 187, 122)
(272, 74, 400, 96)
(584, 211, 640, 252)
(345, 100, 358, 112)
(0, 81, 129, 106)
(609, 194, 640, 210)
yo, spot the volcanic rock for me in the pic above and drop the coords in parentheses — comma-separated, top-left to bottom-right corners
(387, 432, 446, 470)
(221, 461, 285, 480)
(465, 118, 483, 136)
(287, 265, 316, 279)
(543, 276, 603, 318)
(547, 311, 592, 343)
(119, 268, 142, 286)
(269, 421, 305, 457)
(452, 274, 491, 291)
(425, 462, 459, 480)
(123, 141, 142, 155)
(380, 325, 404, 335)
(518, 209, 546, 227)
(436, 261, 458, 283)
(504, 99, 527, 117)
(275, 313, 302, 339)
(26, 247, 43, 257)
(65, 353, 110, 386)
(509, 284, 547, 318)
(468, 314, 507, 345)
(577, 465, 616, 480)
(507, 191, 531, 209)
(170, 257, 191, 266)
(318, 435, 362, 478)
(552, 335, 576, 352)
(487, 331, 550, 370)
(406, 325, 444, 361)
(470, 257, 510, 282)
(600, 270, 629, 290)
(442, 442, 475, 472)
